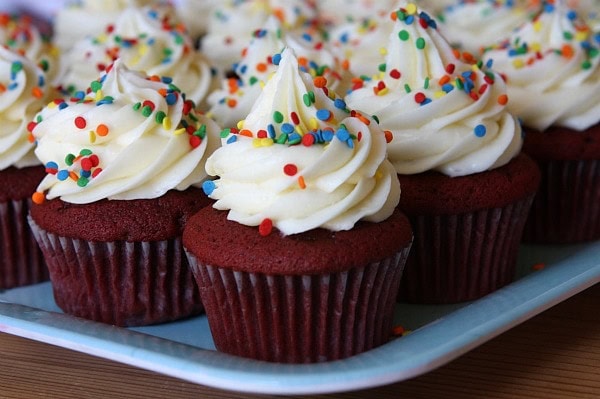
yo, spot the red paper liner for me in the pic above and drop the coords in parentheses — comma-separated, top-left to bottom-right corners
(28, 217, 203, 327)
(522, 159, 600, 244)
(399, 194, 535, 304)
(0, 198, 48, 289)
(187, 247, 411, 363)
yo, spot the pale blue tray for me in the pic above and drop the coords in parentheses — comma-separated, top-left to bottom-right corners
(1, 243, 599, 395)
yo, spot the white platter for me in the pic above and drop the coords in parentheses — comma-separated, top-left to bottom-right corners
(1, 243, 599, 395)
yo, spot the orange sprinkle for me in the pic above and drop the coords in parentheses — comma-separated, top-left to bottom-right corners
(227, 98, 237, 108)
(158, 88, 168, 97)
(27, 132, 35, 143)
(149, 75, 161, 82)
(391, 325, 405, 336)
(384, 130, 393, 143)
(390, 11, 398, 21)
(239, 129, 253, 137)
(0, 83, 5, 93)
(341, 59, 350, 71)
(69, 172, 78, 181)
(256, 62, 267, 72)
(438, 75, 451, 85)
(561, 44, 574, 58)
(354, 112, 371, 126)
(32, 192, 45, 205)
(497, 94, 508, 105)
(313, 76, 327, 88)
(96, 123, 109, 136)
(298, 56, 308, 68)
(298, 175, 306, 189)
(272, 7, 285, 23)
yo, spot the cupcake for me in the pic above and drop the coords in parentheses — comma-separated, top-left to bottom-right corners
(183, 48, 412, 363)
(199, 0, 318, 73)
(345, 3, 540, 303)
(28, 59, 220, 326)
(482, 1, 600, 243)
(0, 43, 54, 288)
(207, 16, 350, 129)
(55, 6, 217, 110)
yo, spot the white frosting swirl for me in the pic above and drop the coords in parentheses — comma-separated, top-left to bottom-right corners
(345, 3, 522, 177)
(437, 0, 535, 55)
(32, 59, 220, 204)
(482, 1, 600, 131)
(207, 16, 350, 128)
(0, 47, 53, 170)
(56, 6, 216, 109)
(205, 48, 399, 235)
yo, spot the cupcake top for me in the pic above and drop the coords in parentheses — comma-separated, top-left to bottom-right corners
(345, 2, 522, 177)
(437, 0, 537, 55)
(317, 0, 401, 27)
(30, 59, 220, 205)
(0, 12, 59, 85)
(56, 6, 217, 109)
(482, 1, 600, 131)
(200, 0, 318, 73)
(0, 46, 54, 170)
(175, 0, 221, 41)
(52, 0, 169, 51)
(203, 47, 400, 236)
(207, 16, 350, 128)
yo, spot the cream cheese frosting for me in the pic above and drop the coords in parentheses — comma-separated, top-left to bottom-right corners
(207, 16, 350, 128)
(203, 48, 399, 235)
(56, 6, 217, 109)
(31, 59, 220, 204)
(0, 46, 53, 170)
(482, 1, 600, 131)
(200, 0, 318, 72)
(345, 2, 522, 177)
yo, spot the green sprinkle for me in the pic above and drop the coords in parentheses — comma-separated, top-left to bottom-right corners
(155, 110, 167, 124)
(133, 102, 142, 111)
(378, 63, 387, 72)
(563, 31, 573, 41)
(455, 78, 464, 90)
(77, 176, 89, 187)
(416, 38, 426, 49)
(141, 105, 153, 117)
(249, 76, 259, 85)
(273, 111, 284, 123)
(11, 61, 23, 75)
(372, 114, 380, 124)
(404, 84, 411, 93)
(275, 133, 288, 144)
(194, 124, 207, 138)
(90, 81, 102, 92)
(79, 149, 92, 156)
(582, 60, 592, 69)
(39, 59, 49, 72)
(65, 154, 75, 166)
(399, 30, 409, 41)
(424, 77, 430, 89)
(220, 128, 231, 138)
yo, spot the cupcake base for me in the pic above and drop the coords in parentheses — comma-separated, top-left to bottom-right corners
(0, 165, 48, 289)
(397, 154, 540, 304)
(183, 206, 413, 363)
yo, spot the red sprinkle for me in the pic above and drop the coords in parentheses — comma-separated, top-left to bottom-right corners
(414, 92, 426, 103)
(302, 134, 315, 146)
(258, 218, 273, 236)
(290, 111, 300, 125)
(74, 116, 87, 129)
(189, 135, 202, 148)
(445, 64, 455, 74)
(283, 163, 298, 176)
(389, 69, 401, 79)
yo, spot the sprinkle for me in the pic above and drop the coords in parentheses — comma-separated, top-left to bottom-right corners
(57, 170, 69, 181)
(389, 69, 401, 79)
(273, 111, 284, 123)
(474, 124, 487, 137)
(258, 218, 273, 236)
(189, 135, 202, 148)
(313, 76, 327, 88)
(398, 30, 409, 41)
(74, 116, 87, 129)
(65, 153, 76, 166)
(96, 124, 109, 136)
(336, 127, 350, 142)
(32, 192, 45, 205)
(202, 180, 216, 196)
(384, 130, 393, 143)
(416, 37, 426, 50)
(297, 176, 306, 189)
(302, 134, 315, 146)
(281, 123, 295, 134)
(498, 94, 508, 105)
(316, 109, 332, 121)
(283, 164, 298, 176)
(532, 263, 545, 271)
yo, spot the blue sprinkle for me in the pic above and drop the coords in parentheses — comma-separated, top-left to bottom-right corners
(567, 10, 577, 20)
(226, 135, 237, 144)
(336, 128, 350, 142)
(161, 76, 173, 84)
(165, 93, 177, 105)
(272, 53, 282, 65)
(302, 33, 312, 42)
(281, 123, 295, 134)
(322, 129, 334, 142)
(420, 98, 432, 106)
(334, 98, 346, 110)
(81, 170, 91, 178)
(239, 64, 247, 75)
(45, 161, 58, 169)
(288, 133, 302, 144)
(73, 91, 85, 100)
(8, 82, 18, 90)
(405, 15, 414, 24)
(340, 32, 349, 44)
(316, 109, 331, 121)
(57, 170, 69, 181)
(202, 180, 216, 196)
(485, 59, 494, 69)
(38, 75, 45, 87)
(474, 124, 487, 137)
(442, 83, 454, 93)
(346, 138, 354, 149)
(58, 102, 68, 110)
(544, 4, 554, 13)
(267, 124, 276, 138)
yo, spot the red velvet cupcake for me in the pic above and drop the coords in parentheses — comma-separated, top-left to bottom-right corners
(184, 49, 412, 363)
(481, 3, 600, 244)
(27, 60, 220, 326)
(345, 4, 539, 303)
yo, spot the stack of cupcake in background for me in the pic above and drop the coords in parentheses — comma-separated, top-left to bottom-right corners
(0, 0, 598, 364)
(0, 12, 57, 289)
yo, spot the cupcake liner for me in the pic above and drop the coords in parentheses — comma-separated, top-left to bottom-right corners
(187, 247, 410, 363)
(0, 198, 48, 289)
(28, 216, 203, 326)
(399, 194, 535, 304)
(522, 159, 600, 244)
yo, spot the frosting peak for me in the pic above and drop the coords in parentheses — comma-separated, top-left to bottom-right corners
(204, 48, 400, 235)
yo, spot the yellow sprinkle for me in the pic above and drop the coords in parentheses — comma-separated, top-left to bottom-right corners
(533, 20, 542, 32)
(260, 138, 274, 146)
(379, 47, 388, 56)
(470, 63, 480, 72)
(295, 125, 306, 136)
(89, 131, 96, 143)
(406, 3, 417, 15)
(252, 138, 262, 148)
(309, 118, 319, 130)
(162, 116, 172, 130)
(530, 42, 542, 52)
(139, 44, 148, 56)
(47, 101, 58, 109)
(434, 91, 446, 99)
(375, 169, 383, 180)
(575, 31, 589, 42)
(237, 120, 245, 129)
(173, 128, 186, 135)
(95, 89, 103, 102)
(377, 87, 389, 96)
(512, 59, 525, 69)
